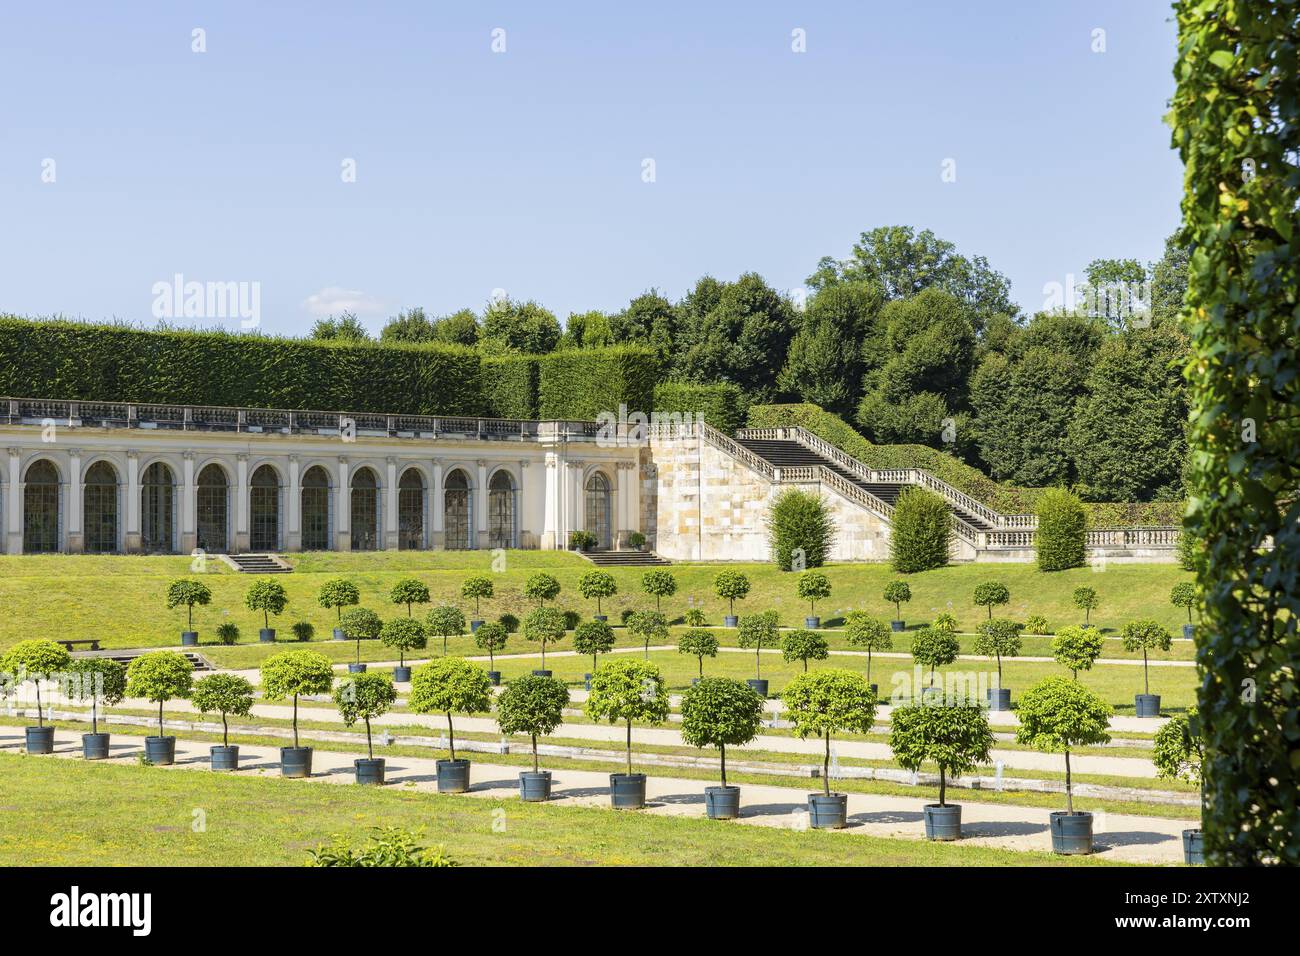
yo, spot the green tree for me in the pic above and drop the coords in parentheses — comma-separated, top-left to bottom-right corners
(795, 569, 831, 619)
(577, 569, 617, 616)
(310, 311, 369, 342)
(495, 674, 569, 773)
(889, 487, 951, 573)
(340, 607, 382, 665)
(191, 673, 255, 747)
(333, 671, 397, 760)
(769, 488, 835, 570)
(562, 310, 615, 348)
(1, 640, 71, 728)
(1034, 488, 1088, 571)
(1120, 619, 1173, 698)
(640, 569, 677, 613)
(783, 670, 877, 795)
(973, 581, 1010, 620)
(523, 572, 561, 606)
(165, 579, 212, 631)
(679, 677, 765, 789)
(523, 606, 566, 670)
(1016, 677, 1112, 814)
(911, 627, 959, 690)
(481, 297, 562, 354)
(61, 658, 127, 737)
(409, 657, 493, 762)
(713, 569, 751, 618)
(379, 307, 436, 344)
(844, 613, 892, 684)
(432, 308, 481, 346)
(889, 702, 994, 807)
(585, 658, 671, 777)
(609, 290, 677, 361)
(736, 610, 780, 682)
(1072, 586, 1100, 626)
(472, 621, 509, 671)
(781, 629, 829, 672)
(1148, 231, 1190, 323)
(883, 580, 912, 621)
(260, 650, 335, 749)
(125, 651, 193, 739)
(677, 628, 719, 677)
(1050, 625, 1104, 679)
(245, 579, 288, 630)
(1170, 582, 1197, 627)
(460, 575, 494, 617)
(626, 610, 668, 659)
(572, 619, 616, 672)
(973, 619, 1023, 686)
(318, 578, 360, 622)
(380, 618, 427, 668)
(425, 605, 467, 657)
(389, 578, 430, 617)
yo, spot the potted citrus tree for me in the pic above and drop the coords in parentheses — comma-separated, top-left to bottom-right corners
(333, 671, 397, 784)
(1120, 618, 1173, 717)
(260, 649, 334, 778)
(523, 572, 561, 606)
(713, 569, 750, 627)
(889, 700, 994, 840)
(678, 628, 719, 681)
(781, 629, 829, 672)
(585, 658, 670, 809)
(380, 618, 426, 682)
(409, 657, 493, 793)
(911, 626, 959, 698)
(319, 578, 360, 640)
(573, 619, 616, 688)
(796, 569, 832, 628)
(523, 606, 566, 676)
(974, 618, 1023, 711)
(883, 580, 912, 631)
(166, 578, 212, 646)
(2, 640, 71, 754)
(495, 674, 569, 801)
(425, 604, 467, 659)
(626, 609, 668, 660)
(461, 574, 495, 632)
(679, 677, 765, 819)
(473, 621, 509, 685)
(736, 610, 780, 698)
(62, 657, 126, 759)
(191, 672, 255, 770)
(1016, 676, 1112, 854)
(340, 607, 382, 672)
(1072, 586, 1099, 628)
(628, 531, 646, 552)
(245, 578, 288, 642)
(1153, 707, 1205, 864)
(1050, 624, 1104, 678)
(783, 669, 877, 829)
(973, 581, 1010, 621)
(844, 612, 892, 695)
(1170, 582, 1197, 639)
(641, 569, 677, 614)
(390, 577, 430, 619)
(125, 651, 194, 766)
(577, 569, 618, 622)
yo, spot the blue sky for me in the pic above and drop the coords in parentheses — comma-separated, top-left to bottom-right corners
(0, 1, 1182, 336)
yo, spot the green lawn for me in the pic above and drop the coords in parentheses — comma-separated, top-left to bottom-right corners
(0, 752, 1121, 866)
(0, 550, 1195, 654)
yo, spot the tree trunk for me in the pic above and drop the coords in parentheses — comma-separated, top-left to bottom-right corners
(91, 698, 98, 736)
(719, 742, 727, 788)
(939, 764, 947, 807)
(592, 653, 597, 672)
(626, 720, 633, 776)
(222, 712, 229, 747)
(542, 640, 547, 668)
(756, 647, 761, 681)
(158, 699, 165, 738)
(1065, 749, 1073, 814)
(355, 640, 361, 664)
(489, 648, 495, 670)
(803, 658, 809, 673)
(867, 649, 873, 684)
(996, 650, 1002, 684)
(644, 639, 649, 661)
(35, 682, 43, 728)
(698, 656, 704, 678)
(1143, 650, 1150, 695)
(823, 729, 831, 796)
(531, 734, 539, 773)
(293, 693, 300, 749)
(365, 716, 373, 760)
(447, 712, 456, 762)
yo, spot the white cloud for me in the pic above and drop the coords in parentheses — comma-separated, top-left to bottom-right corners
(301, 285, 386, 318)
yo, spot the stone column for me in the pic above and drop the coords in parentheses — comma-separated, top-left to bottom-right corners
(180, 452, 197, 554)
(385, 457, 399, 550)
(430, 458, 444, 549)
(615, 461, 633, 548)
(517, 459, 532, 548)
(234, 453, 250, 552)
(542, 453, 559, 549)
(125, 450, 141, 553)
(336, 456, 352, 551)
(5, 448, 21, 555)
(475, 459, 488, 549)
(67, 447, 84, 554)
(286, 455, 302, 552)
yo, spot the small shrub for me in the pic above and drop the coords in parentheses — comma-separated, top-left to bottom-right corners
(932, 611, 958, 633)
(569, 529, 597, 552)
(889, 487, 951, 573)
(769, 488, 835, 570)
(684, 607, 707, 627)
(562, 609, 581, 631)
(216, 622, 240, 645)
(290, 621, 314, 642)
(1034, 487, 1087, 571)
(308, 827, 457, 868)
(796, 570, 832, 619)
(498, 613, 520, 634)
(1024, 614, 1049, 635)
(627, 531, 647, 550)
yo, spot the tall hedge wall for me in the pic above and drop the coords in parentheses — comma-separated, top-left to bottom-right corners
(653, 381, 745, 434)
(0, 317, 483, 415)
(482, 355, 539, 419)
(537, 346, 658, 420)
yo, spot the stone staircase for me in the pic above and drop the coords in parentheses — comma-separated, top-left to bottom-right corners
(76, 649, 214, 672)
(579, 548, 672, 567)
(227, 553, 292, 574)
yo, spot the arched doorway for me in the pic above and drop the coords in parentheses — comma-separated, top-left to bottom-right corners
(584, 471, 612, 550)
(350, 467, 379, 551)
(301, 465, 331, 551)
(84, 461, 120, 554)
(444, 469, 472, 550)
(141, 462, 176, 553)
(196, 464, 229, 553)
(22, 459, 60, 553)
(489, 470, 516, 549)
(398, 469, 425, 550)
(249, 465, 281, 552)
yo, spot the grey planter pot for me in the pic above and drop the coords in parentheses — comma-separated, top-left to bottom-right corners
(723, 615, 738, 628)
(594, 615, 608, 623)
(470, 619, 484, 633)
(519, 770, 552, 802)
(869, 683, 878, 698)
(437, 758, 471, 793)
(1182, 624, 1195, 640)
(987, 687, 1011, 711)
(354, 757, 385, 785)
(487, 670, 501, 686)
(921, 686, 944, 702)
(584, 674, 593, 691)
(1050, 811, 1094, 855)
(1135, 693, 1161, 718)
(923, 803, 962, 841)
(808, 792, 849, 829)
(1182, 828, 1204, 865)
(280, 746, 313, 778)
(333, 627, 348, 641)
(705, 785, 741, 820)
(259, 628, 276, 643)
(144, 735, 176, 766)
(890, 620, 905, 632)
(691, 677, 701, 687)
(805, 616, 820, 629)
(25, 726, 54, 754)
(347, 662, 367, 674)
(746, 679, 769, 698)
(181, 631, 199, 646)
(393, 666, 411, 683)
(82, 733, 110, 760)
(610, 773, 647, 810)
(1081, 623, 1095, 630)
(532, 669, 553, 678)
(210, 745, 240, 771)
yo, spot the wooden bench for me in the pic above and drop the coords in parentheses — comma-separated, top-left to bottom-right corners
(56, 639, 101, 652)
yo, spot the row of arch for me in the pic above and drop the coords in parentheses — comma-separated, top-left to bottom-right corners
(19, 459, 613, 554)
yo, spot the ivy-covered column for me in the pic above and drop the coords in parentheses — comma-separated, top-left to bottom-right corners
(1171, 0, 1300, 866)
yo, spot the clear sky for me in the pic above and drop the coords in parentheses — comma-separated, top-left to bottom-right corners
(0, 0, 1182, 337)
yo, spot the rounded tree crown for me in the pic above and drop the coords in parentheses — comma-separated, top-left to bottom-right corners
(844, 613, 893, 651)
(409, 657, 493, 716)
(340, 607, 383, 640)
(333, 671, 397, 725)
(1120, 618, 1174, 653)
(523, 606, 567, 643)
(2, 639, 72, 680)
(911, 626, 960, 670)
(1015, 676, 1112, 751)
(166, 579, 212, 609)
(713, 569, 751, 600)
(577, 569, 618, 600)
(736, 610, 780, 649)
(495, 674, 568, 737)
(585, 658, 670, 725)
(641, 569, 678, 598)
(472, 621, 510, 652)
(62, 657, 127, 706)
(626, 609, 668, 641)
(389, 578, 431, 607)
(781, 629, 829, 664)
(523, 573, 562, 603)
(245, 578, 289, 616)
(572, 619, 616, 657)
(677, 628, 719, 658)
(883, 580, 912, 605)
(260, 649, 335, 700)
(973, 581, 1010, 608)
(318, 578, 360, 611)
(125, 651, 194, 703)
(796, 570, 832, 601)
(461, 575, 495, 600)
(1050, 625, 1104, 673)
(889, 701, 994, 777)
(191, 673, 255, 717)
(425, 604, 467, 638)
(380, 618, 428, 652)
(783, 669, 877, 737)
(679, 677, 764, 749)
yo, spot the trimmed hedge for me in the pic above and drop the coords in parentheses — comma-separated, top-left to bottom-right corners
(1034, 487, 1088, 571)
(748, 402, 1183, 527)
(653, 381, 746, 434)
(537, 346, 658, 420)
(0, 316, 482, 415)
(889, 486, 952, 573)
(482, 355, 538, 419)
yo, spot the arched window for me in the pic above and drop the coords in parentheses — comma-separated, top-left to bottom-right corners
(488, 470, 516, 549)
(141, 462, 176, 553)
(350, 467, 379, 551)
(584, 471, 612, 550)
(398, 469, 425, 550)
(84, 461, 120, 554)
(444, 469, 472, 550)
(23, 459, 60, 554)
(196, 464, 229, 553)
(301, 465, 331, 551)
(249, 465, 281, 552)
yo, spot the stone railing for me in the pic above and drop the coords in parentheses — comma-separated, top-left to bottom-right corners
(1085, 527, 1182, 548)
